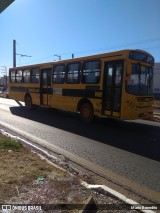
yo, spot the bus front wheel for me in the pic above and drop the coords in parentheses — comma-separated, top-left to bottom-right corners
(25, 95, 32, 109)
(80, 103, 94, 122)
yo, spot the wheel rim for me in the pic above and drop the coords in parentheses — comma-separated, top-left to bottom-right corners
(83, 107, 91, 119)
(81, 103, 93, 122)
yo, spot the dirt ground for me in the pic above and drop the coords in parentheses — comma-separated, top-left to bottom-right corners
(0, 133, 91, 211)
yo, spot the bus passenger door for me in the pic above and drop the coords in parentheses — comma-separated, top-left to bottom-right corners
(103, 60, 123, 118)
(40, 68, 52, 106)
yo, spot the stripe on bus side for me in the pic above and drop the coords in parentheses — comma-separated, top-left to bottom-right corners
(10, 86, 40, 93)
(10, 86, 102, 99)
(62, 89, 102, 99)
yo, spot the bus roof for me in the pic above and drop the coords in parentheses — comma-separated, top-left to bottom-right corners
(9, 49, 154, 70)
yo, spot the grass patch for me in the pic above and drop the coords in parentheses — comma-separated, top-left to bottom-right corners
(0, 138, 23, 150)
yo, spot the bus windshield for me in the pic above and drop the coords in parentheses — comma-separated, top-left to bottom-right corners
(126, 64, 153, 95)
(129, 51, 154, 65)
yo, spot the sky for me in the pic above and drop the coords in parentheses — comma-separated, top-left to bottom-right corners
(0, 0, 160, 77)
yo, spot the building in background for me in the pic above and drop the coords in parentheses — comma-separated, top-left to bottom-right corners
(0, 76, 8, 88)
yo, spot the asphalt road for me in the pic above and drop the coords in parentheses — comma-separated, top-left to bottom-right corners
(0, 98, 160, 203)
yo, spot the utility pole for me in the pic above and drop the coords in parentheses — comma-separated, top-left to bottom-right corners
(13, 39, 16, 67)
(13, 39, 32, 67)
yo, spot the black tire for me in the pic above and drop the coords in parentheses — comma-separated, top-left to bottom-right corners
(80, 103, 94, 122)
(25, 95, 33, 109)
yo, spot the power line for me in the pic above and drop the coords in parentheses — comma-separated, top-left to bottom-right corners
(16, 37, 160, 65)
(48, 37, 160, 60)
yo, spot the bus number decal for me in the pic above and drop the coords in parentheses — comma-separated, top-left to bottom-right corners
(29, 88, 39, 93)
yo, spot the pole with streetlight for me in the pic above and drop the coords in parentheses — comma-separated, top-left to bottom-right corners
(13, 39, 32, 67)
(54, 54, 61, 60)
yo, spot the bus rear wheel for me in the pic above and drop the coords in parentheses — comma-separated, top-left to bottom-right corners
(80, 103, 94, 122)
(25, 95, 32, 109)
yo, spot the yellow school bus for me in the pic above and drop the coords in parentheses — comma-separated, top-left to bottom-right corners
(8, 49, 154, 122)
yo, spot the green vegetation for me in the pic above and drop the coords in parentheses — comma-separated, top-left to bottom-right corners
(0, 136, 23, 150)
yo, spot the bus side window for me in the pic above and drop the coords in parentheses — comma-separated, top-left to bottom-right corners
(10, 70, 16, 83)
(23, 69, 31, 83)
(66, 62, 80, 84)
(55, 75, 62, 83)
(16, 70, 23, 83)
(31, 68, 40, 83)
(86, 72, 96, 83)
(82, 60, 101, 84)
(53, 64, 65, 84)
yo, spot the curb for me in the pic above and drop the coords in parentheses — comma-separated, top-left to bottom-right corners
(81, 182, 157, 213)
